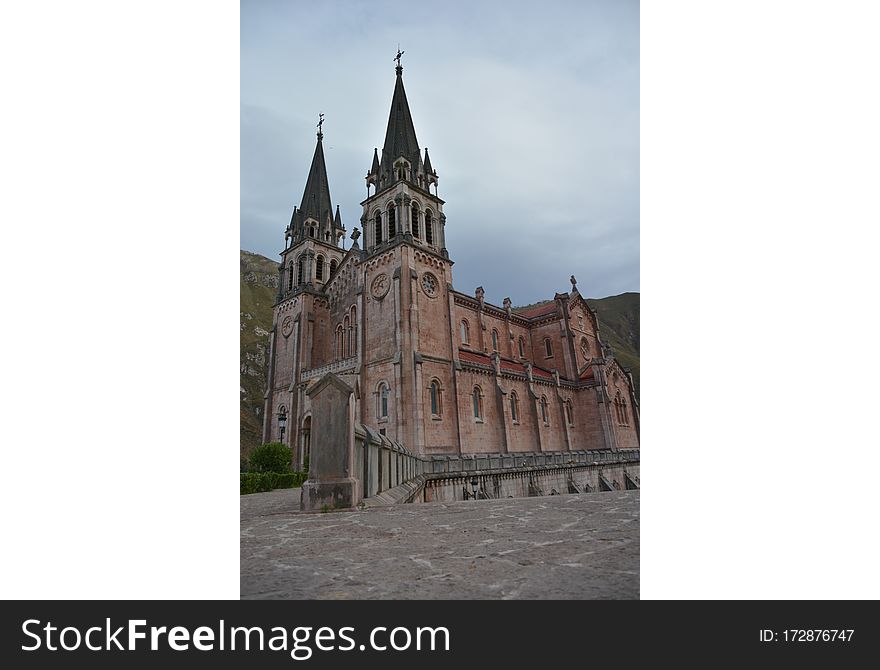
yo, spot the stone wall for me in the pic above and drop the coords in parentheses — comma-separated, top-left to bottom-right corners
(353, 420, 639, 506)
(423, 460, 640, 503)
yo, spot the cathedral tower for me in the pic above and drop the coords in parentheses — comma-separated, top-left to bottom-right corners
(361, 61, 447, 257)
(262, 120, 346, 449)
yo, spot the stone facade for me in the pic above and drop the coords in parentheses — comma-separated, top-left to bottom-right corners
(262, 63, 639, 468)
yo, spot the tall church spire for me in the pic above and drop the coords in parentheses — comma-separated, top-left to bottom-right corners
(379, 59, 423, 182)
(362, 55, 446, 257)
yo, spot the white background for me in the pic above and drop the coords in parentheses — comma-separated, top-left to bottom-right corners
(1, 0, 877, 600)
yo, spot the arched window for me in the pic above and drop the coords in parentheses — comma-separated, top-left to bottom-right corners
(429, 380, 441, 416)
(518, 336, 526, 358)
(540, 396, 549, 424)
(425, 210, 434, 246)
(308, 226, 315, 238)
(472, 386, 483, 420)
(387, 204, 395, 240)
(374, 211, 383, 245)
(297, 256, 304, 285)
(378, 383, 389, 419)
(544, 338, 553, 357)
(350, 305, 357, 356)
(510, 391, 519, 423)
(330, 259, 338, 276)
(580, 337, 590, 362)
(491, 329, 499, 352)
(335, 324, 344, 359)
(287, 261, 294, 291)
(343, 316, 350, 358)
(460, 320, 470, 345)
(411, 203, 420, 238)
(565, 400, 574, 426)
(315, 255, 324, 281)
(614, 391, 624, 424)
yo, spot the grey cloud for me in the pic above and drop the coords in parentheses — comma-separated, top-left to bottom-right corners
(241, 0, 638, 304)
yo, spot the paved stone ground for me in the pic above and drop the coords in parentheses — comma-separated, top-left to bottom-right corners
(241, 488, 639, 600)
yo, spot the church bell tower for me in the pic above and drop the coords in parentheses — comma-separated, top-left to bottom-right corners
(361, 55, 448, 258)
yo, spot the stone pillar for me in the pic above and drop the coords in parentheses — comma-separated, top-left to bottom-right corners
(394, 195, 404, 235)
(306, 251, 314, 286)
(301, 373, 360, 511)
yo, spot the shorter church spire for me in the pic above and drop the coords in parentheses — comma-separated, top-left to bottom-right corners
(288, 118, 334, 244)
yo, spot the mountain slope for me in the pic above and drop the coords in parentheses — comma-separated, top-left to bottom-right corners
(240, 250, 278, 456)
(586, 292, 640, 396)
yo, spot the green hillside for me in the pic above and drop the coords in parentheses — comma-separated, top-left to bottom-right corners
(240, 250, 640, 453)
(586, 292, 640, 397)
(240, 250, 279, 457)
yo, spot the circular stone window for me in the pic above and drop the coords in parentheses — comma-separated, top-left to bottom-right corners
(421, 272, 438, 298)
(281, 316, 293, 338)
(371, 272, 390, 299)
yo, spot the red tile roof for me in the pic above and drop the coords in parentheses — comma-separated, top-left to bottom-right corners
(458, 350, 492, 366)
(513, 302, 558, 319)
(532, 366, 554, 380)
(499, 359, 527, 374)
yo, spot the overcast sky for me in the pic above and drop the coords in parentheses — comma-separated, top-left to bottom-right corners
(241, 0, 638, 305)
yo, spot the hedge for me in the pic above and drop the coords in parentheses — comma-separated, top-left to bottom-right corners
(240, 471, 308, 495)
(275, 472, 308, 489)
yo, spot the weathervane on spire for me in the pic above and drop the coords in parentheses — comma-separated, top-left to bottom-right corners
(394, 46, 404, 68)
(317, 112, 324, 138)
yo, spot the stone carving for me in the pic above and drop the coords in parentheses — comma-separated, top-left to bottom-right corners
(371, 272, 390, 299)
(421, 272, 438, 297)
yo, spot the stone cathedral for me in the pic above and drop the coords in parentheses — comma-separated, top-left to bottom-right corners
(262, 61, 639, 470)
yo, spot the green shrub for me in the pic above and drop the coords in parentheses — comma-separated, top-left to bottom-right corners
(240, 470, 308, 494)
(274, 472, 307, 489)
(248, 442, 292, 474)
(241, 473, 273, 495)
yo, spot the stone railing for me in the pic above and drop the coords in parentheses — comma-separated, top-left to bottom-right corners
(421, 451, 639, 503)
(355, 431, 640, 506)
(423, 449, 639, 476)
(356, 425, 427, 503)
(301, 356, 359, 382)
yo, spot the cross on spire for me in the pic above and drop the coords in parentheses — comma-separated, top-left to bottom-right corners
(395, 47, 404, 67)
(317, 112, 324, 139)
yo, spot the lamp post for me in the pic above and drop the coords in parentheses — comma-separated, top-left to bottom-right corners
(278, 411, 287, 445)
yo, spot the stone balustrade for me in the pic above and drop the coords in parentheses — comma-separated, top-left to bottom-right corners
(300, 355, 360, 382)
(354, 422, 639, 506)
